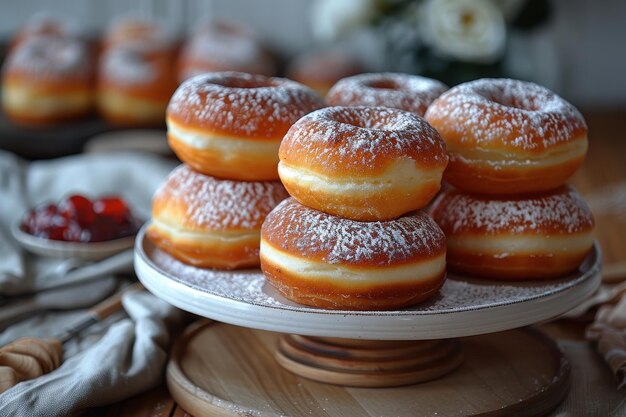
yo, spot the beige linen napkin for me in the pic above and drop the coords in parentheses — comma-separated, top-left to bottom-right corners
(0, 150, 185, 416)
(0, 291, 183, 417)
(0, 150, 175, 294)
(585, 285, 626, 389)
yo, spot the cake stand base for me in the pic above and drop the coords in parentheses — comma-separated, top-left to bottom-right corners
(276, 335, 464, 387)
(167, 321, 570, 417)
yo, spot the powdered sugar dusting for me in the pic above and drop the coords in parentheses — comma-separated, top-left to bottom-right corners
(18, 11, 80, 39)
(100, 46, 156, 85)
(432, 186, 594, 234)
(5, 36, 90, 80)
(180, 29, 274, 78)
(262, 198, 445, 266)
(327, 73, 448, 116)
(154, 165, 289, 230)
(143, 231, 598, 315)
(425, 78, 587, 151)
(280, 106, 447, 171)
(167, 72, 323, 138)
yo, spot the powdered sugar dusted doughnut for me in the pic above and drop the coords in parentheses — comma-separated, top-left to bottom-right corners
(97, 43, 177, 126)
(11, 12, 81, 50)
(287, 50, 363, 97)
(167, 72, 324, 181)
(147, 165, 289, 269)
(260, 198, 446, 310)
(103, 15, 176, 50)
(178, 21, 275, 82)
(425, 78, 588, 194)
(430, 185, 595, 280)
(1, 36, 94, 124)
(279, 106, 448, 221)
(326, 73, 447, 116)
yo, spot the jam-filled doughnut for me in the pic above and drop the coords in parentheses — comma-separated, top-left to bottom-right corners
(147, 165, 289, 269)
(425, 78, 588, 195)
(278, 106, 448, 221)
(178, 21, 275, 82)
(286, 49, 363, 97)
(167, 72, 324, 181)
(1, 36, 94, 125)
(429, 185, 595, 280)
(260, 198, 447, 310)
(326, 72, 447, 116)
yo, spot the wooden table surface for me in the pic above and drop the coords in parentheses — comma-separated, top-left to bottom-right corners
(87, 111, 626, 417)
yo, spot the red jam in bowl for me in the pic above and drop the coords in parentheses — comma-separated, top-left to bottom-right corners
(21, 194, 137, 242)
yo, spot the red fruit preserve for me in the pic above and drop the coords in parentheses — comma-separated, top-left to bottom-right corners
(21, 194, 137, 242)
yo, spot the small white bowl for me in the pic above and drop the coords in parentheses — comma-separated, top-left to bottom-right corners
(12, 220, 137, 261)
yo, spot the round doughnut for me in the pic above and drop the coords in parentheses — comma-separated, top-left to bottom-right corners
(1, 36, 94, 125)
(178, 22, 275, 82)
(286, 49, 363, 97)
(11, 12, 80, 50)
(429, 185, 595, 280)
(278, 106, 448, 221)
(326, 72, 448, 116)
(147, 165, 289, 269)
(260, 198, 447, 310)
(167, 72, 324, 181)
(425, 78, 588, 195)
(97, 43, 177, 126)
(103, 15, 176, 51)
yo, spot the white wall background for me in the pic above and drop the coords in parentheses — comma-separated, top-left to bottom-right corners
(0, 0, 624, 108)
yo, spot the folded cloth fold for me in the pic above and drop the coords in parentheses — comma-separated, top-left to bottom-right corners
(586, 287, 626, 389)
(0, 149, 182, 415)
(0, 291, 184, 417)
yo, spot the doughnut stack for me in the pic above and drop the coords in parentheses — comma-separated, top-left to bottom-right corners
(147, 71, 323, 269)
(178, 21, 276, 82)
(1, 14, 95, 125)
(260, 105, 450, 310)
(97, 16, 179, 126)
(425, 78, 594, 280)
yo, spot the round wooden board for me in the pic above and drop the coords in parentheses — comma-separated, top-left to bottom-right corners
(167, 321, 570, 417)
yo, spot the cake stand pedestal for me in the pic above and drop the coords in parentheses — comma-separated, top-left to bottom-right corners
(134, 225, 601, 416)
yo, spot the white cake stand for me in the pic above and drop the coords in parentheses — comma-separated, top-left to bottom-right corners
(134, 224, 602, 416)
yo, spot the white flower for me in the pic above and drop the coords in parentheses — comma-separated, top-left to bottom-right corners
(420, 0, 506, 64)
(311, 0, 376, 42)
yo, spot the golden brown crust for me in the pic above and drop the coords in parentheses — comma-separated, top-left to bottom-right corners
(442, 152, 586, 195)
(147, 225, 260, 269)
(446, 251, 590, 280)
(261, 198, 446, 267)
(261, 258, 445, 310)
(166, 72, 323, 140)
(2, 104, 92, 125)
(279, 106, 448, 176)
(279, 168, 442, 221)
(167, 131, 280, 181)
